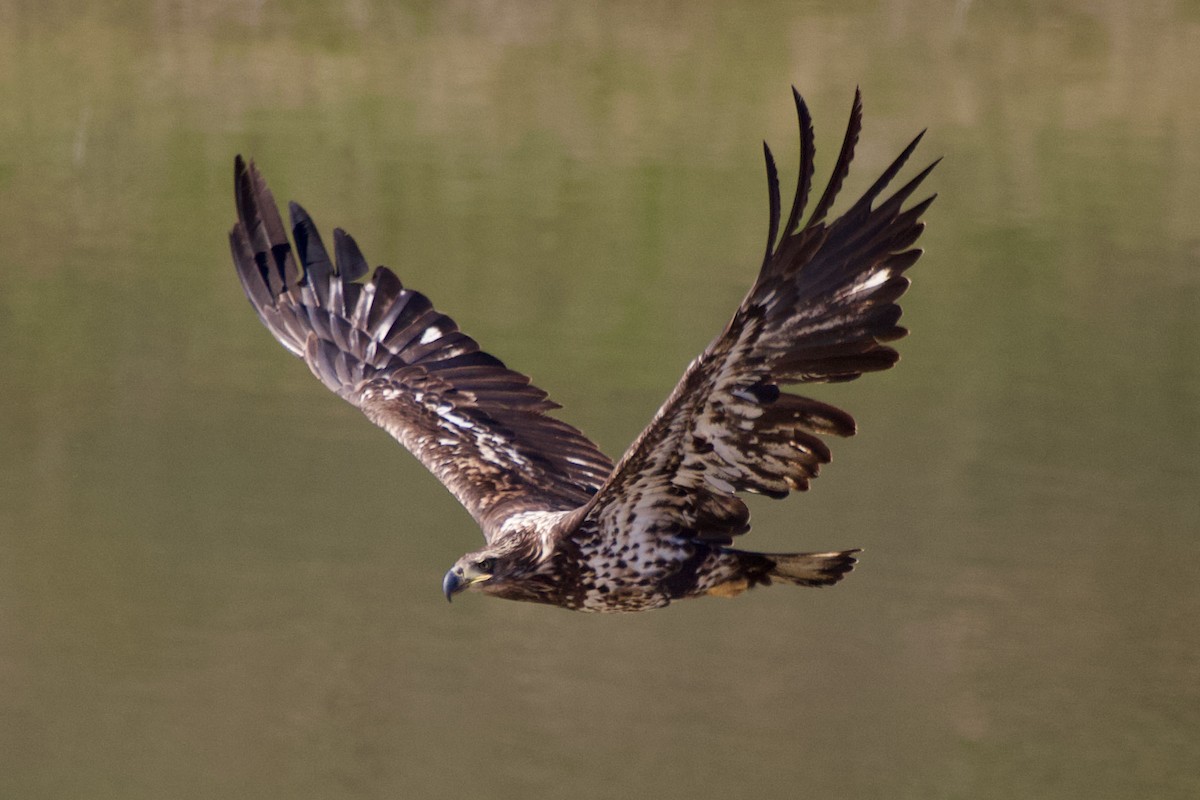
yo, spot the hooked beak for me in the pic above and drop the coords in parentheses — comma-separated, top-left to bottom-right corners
(442, 568, 465, 602)
(442, 564, 492, 602)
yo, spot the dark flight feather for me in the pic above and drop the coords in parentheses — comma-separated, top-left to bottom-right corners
(230, 156, 613, 538)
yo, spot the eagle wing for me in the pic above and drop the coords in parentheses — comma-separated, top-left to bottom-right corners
(230, 158, 613, 540)
(579, 89, 937, 546)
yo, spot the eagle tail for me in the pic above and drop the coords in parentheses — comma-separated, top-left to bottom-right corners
(705, 548, 858, 598)
(764, 549, 859, 586)
(731, 548, 859, 588)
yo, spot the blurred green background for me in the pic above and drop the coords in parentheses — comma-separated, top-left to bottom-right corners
(1, 2, 1198, 798)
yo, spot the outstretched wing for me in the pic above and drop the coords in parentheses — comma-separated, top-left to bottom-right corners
(229, 157, 613, 539)
(580, 89, 937, 546)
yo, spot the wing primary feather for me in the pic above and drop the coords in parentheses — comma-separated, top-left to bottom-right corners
(289, 202, 334, 309)
(239, 157, 298, 293)
(876, 196, 936, 253)
(364, 267, 407, 342)
(333, 227, 370, 282)
(782, 87, 816, 239)
(229, 227, 274, 320)
(806, 87, 863, 228)
(819, 169, 937, 272)
(761, 141, 782, 267)
(843, 133, 931, 222)
(233, 158, 282, 296)
(884, 248, 925, 274)
(877, 159, 941, 217)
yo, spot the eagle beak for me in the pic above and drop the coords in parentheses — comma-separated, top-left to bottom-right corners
(443, 563, 494, 602)
(443, 568, 465, 602)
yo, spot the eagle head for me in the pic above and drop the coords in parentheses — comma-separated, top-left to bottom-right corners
(442, 536, 549, 603)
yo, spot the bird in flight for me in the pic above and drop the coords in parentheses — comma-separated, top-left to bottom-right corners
(230, 89, 936, 613)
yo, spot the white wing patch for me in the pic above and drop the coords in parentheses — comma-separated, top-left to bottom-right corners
(845, 267, 892, 296)
(371, 385, 523, 466)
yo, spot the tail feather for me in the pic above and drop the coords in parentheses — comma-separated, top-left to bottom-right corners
(766, 549, 859, 586)
(729, 548, 859, 589)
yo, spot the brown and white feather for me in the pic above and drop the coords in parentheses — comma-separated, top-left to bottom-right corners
(229, 158, 612, 539)
(578, 88, 936, 553)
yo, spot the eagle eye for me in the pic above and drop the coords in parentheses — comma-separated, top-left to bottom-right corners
(476, 558, 497, 574)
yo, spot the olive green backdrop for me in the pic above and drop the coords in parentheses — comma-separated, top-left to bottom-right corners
(1, 2, 1197, 798)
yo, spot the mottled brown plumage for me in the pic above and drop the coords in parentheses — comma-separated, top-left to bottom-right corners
(230, 89, 936, 612)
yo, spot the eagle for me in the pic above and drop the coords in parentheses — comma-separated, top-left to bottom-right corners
(229, 89, 936, 613)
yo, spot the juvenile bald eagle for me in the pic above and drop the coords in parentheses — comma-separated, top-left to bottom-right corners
(230, 89, 936, 613)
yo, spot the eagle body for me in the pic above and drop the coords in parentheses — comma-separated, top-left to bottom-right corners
(230, 89, 936, 613)
(456, 511, 856, 612)
(560, 524, 856, 613)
